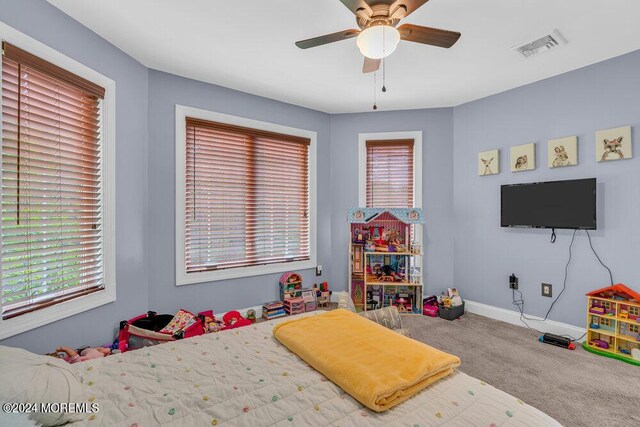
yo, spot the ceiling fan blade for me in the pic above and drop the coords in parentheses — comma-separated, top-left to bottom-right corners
(398, 24, 461, 48)
(337, 0, 373, 16)
(362, 57, 381, 73)
(295, 29, 360, 49)
(390, 0, 430, 18)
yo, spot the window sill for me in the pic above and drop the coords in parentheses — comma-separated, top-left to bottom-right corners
(0, 287, 115, 340)
(176, 259, 317, 286)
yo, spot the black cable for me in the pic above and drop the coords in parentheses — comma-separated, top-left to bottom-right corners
(515, 229, 615, 342)
(550, 228, 556, 243)
(517, 229, 578, 324)
(585, 230, 614, 286)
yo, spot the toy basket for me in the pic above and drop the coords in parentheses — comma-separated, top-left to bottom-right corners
(118, 310, 204, 352)
(438, 301, 465, 321)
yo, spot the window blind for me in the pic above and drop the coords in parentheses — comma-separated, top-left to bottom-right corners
(1, 42, 105, 319)
(185, 118, 310, 273)
(366, 139, 414, 208)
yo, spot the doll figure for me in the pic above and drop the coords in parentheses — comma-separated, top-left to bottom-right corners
(57, 346, 111, 364)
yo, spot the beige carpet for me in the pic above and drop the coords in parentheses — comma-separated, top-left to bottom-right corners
(403, 312, 640, 427)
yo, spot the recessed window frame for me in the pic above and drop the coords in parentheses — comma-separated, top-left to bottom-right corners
(0, 22, 116, 340)
(175, 105, 317, 286)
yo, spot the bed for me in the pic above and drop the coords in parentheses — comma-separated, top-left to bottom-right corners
(46, 311, 560, 426)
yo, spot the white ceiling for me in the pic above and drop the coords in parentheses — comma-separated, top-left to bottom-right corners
(48, 0, 640, 113)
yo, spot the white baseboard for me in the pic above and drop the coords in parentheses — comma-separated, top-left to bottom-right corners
(465, 300, 587, 342)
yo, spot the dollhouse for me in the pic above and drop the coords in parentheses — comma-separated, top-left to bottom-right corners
(583, 284, 640, 366)
(347, 208, 424, 315)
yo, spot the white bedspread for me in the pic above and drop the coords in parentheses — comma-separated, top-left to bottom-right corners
(71, 312, 560, 426)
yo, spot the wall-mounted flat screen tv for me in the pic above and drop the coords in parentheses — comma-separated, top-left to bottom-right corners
(501, 178, 596, 230)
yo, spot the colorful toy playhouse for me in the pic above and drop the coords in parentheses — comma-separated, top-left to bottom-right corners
(347, 207, 425, 314)
(584, 284, 640, 366)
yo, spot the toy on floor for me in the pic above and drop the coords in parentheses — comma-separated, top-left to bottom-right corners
(246, 309, 257, 323)
(280, 272, 303, 301)
(314, 282, 331, 308)
(284, 297, 305, 315)
(583, 284, 640, 366)
(302, 289, 317, 312)
(538, 333, 576, 350)
(56, 346, 111, 363)
(423, 295, 439, 317)
(221, 311, 252, 330)
(199, 310, 224, 333)
(263, 301, 286, 319)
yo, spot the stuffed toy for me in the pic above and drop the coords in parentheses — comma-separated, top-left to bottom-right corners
(221, 311, 252, 330)
(56, 346, 110, 364)
(246, 309, 256, 323)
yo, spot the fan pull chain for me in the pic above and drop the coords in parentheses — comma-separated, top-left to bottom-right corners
(372, 72, 378, 110)
(382, 58, 387, 93)
(382, 26, 387, 93)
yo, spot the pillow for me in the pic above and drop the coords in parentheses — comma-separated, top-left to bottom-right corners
(359, 305, 403, 331)
(0, 345, 83, 426)
(336, 292, 357, 313)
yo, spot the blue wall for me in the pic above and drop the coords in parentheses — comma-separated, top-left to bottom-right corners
(453, 50, 640, 327)
(329, 109, 455, 295)
(0, 0, 149, 353)
(2, 0, 639, 353)
(146, 70, 332, 315)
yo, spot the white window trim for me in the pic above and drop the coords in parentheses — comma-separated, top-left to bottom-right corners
(175, 105, 317, 286)
(0, 22, 116, 340)
(358, 131, 423, 209)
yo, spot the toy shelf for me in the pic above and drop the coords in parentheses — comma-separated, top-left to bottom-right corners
(617, 334, 639, 343)
(588, 328, 615, 338)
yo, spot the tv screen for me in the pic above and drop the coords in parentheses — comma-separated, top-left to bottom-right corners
(501, 178, 596, 230)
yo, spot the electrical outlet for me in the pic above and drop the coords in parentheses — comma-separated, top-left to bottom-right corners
(509, 274, 519, 290)
(316, 265, 322, 276)
(542, 283, 552, 297)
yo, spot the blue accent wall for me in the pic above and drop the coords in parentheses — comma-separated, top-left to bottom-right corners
(453, 50, 640, 327)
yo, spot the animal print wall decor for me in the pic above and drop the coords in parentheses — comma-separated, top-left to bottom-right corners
(510, 143, 535, 172)
(478, 149, 499, 176)
(595, 126, 632, 162)
(547, 136, 578, 168)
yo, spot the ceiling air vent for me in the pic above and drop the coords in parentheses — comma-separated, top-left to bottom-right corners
(513, 30, 567, 58)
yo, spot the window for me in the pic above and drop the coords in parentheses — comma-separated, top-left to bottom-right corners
(175, 106, 317, 285)
(358, 131, 422, 209)
(0, 29, 115, 339)
(366, 139, 414, 208)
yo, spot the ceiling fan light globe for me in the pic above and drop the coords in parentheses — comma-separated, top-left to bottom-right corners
(356, 25, 400, 59)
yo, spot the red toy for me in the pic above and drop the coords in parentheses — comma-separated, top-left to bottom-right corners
(422, 296, 439, 317)
(221, 311, 252, 330)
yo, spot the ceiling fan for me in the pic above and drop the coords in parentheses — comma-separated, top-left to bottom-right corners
(295, 0, 461, 73)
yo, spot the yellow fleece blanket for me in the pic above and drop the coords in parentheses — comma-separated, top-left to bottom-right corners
(273, 309, 460, 412)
